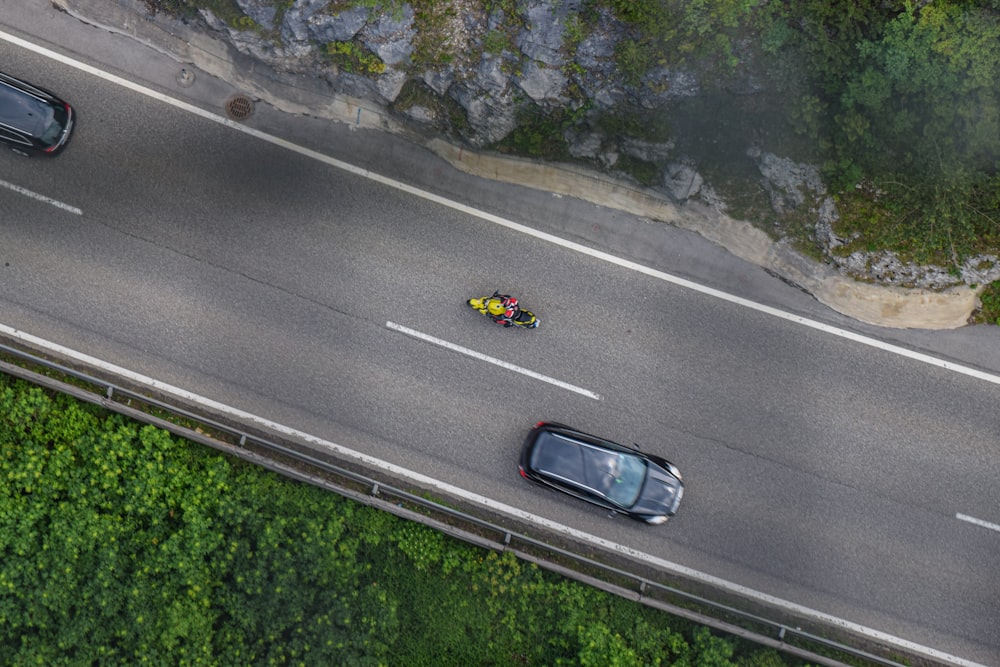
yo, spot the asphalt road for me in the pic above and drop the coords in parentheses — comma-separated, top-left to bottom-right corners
(2, 10, 999, 666)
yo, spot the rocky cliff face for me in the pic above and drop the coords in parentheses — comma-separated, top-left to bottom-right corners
(203, 0, 694, 163)
(191, 0, 999, 291)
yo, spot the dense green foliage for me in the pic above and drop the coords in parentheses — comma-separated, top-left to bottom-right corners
(1, 375, 796, 665)
(600, 0, 756, 73)
(776, 0, 1000, 262)
(1, 381, 388, 664)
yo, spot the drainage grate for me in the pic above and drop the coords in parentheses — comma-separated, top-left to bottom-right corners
(225, 94, 255, 121)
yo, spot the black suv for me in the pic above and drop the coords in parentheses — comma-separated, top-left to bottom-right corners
(0, 71, 74, 156)
(519, 422, 684, 525)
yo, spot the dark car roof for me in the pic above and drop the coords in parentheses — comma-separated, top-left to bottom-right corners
(523, 423, 684, 521)
(0, 72, 72, 154)
(0, 75, 56, 134)
(530, 428, 647, 508)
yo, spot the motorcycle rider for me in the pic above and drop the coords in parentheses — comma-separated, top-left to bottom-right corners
(487, 293, 520, 327)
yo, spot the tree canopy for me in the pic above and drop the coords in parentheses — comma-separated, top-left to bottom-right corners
(773, 0, 1000, 260)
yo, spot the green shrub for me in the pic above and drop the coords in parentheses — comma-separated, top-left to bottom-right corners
(614, 38, 654, 87)
(975, 280, 1000, 325)
(0, 378, 393, 664)
(325, 40, 387, 74)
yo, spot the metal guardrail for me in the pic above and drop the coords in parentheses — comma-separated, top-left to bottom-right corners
(0, 341, 910, 667)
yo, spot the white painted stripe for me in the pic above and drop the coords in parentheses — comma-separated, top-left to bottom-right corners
(956, 513, 1000, 534)
(0, 322, 986, 667)
(386, 321, 600, 400)
(0, 178, 83, 215)
(4, 28, 1000, 391)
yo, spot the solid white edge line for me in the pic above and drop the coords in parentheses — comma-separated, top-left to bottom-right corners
(0, 322, 986, 667)
(956, 513, 1000, 534)
(386, 321, 599, 400)
(0, 177, 83, 215)
(4, 27, 1000, 391)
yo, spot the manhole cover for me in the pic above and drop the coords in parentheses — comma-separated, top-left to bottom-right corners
(225, 94, 255, 121)
(176, 68, 195, 88)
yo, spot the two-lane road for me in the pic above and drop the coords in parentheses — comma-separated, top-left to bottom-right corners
(1, 32, 998, 666)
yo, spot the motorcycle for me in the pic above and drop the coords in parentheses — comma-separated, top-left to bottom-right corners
(467, 291, 539, 329)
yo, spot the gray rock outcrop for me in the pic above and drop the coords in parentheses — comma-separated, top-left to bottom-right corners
(234, 0, 276, 29)
(359, 6, 416, 66)
(449, 55, 519, 145)
(664, 163, 703, 202)
(198, 0, 701, 152)
(753, 150, 825, 215)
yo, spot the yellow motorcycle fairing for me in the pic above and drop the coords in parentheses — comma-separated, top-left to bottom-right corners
(467, 296, 506, 316)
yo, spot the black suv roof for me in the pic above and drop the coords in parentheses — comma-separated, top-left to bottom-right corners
(0, 71, 73, 155)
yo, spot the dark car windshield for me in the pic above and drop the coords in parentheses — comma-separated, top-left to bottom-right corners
(603, 452, 646, 507)
(532, 432, 647, 508)
(0, 83, 58, 140)
(37, 104, 68, 146)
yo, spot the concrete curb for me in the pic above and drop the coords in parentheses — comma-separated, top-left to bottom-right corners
(55, 0, 981, 330)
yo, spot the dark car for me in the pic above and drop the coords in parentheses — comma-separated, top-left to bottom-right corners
(0, 71, 74, 156)
(519, 422, 684, 524)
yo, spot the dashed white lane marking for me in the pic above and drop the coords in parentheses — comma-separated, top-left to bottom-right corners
(956, 513, 1000, 534)
(0, 178, 82, 215)
(0, 322, 987, 667)
(3, 29, 1000, 392)
(386, 321, 600, 400)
